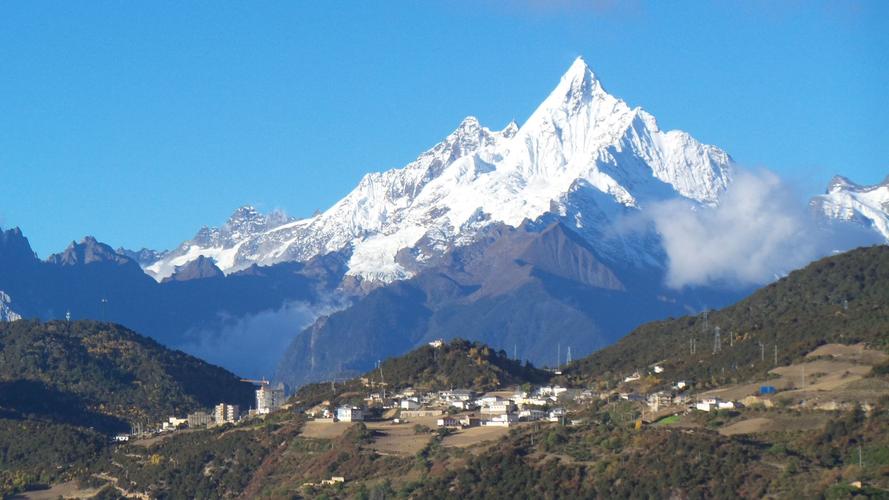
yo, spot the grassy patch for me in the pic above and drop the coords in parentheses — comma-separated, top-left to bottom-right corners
(653, 414, 680, 426)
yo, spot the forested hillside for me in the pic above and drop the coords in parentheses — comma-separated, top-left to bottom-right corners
(294, 338, 551, 407)
(566, 245, 889, 388)
(0, 320, 255, 496)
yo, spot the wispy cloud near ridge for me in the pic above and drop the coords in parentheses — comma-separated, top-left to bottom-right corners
(648, 168, 881, 289)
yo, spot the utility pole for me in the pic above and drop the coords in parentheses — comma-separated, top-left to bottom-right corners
(567, 346, 572, 365)
(557, 343, 561, 369)
(759, 342, 765, 363)
(730, 330, 734, 348)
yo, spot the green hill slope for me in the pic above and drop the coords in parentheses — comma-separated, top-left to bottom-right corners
(0, 320, 255, 430)
(0, 320, 255, 496)
(295, 338, 551, 407)
(565, 245, 889, 388)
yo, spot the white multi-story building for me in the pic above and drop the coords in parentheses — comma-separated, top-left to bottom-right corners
(548, 407, 566, 422)
(484, 413, 518, 427)
(214, 403, 240, 424)
(439, 389, 474, 401)
(480, 400, 517, 415)
(336, 406, 364, 422)
(256, 384, 286, 414)
(535, 386, 568, 398)
(518, 409, 546, 421)
(647, 392, 672, 412)
(695, 398, 720, 412)
(400, 398, 421, 410)
(187, 411, 212, 428)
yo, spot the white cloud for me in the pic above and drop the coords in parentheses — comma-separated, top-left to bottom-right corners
(649, 168, 880, 289)
(177, 299, 345, 380)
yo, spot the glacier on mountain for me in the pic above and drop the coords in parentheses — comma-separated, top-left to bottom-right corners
(811, 175, 889, 242)
(144, 57, 734, 282)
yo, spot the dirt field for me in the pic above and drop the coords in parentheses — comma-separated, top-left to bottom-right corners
(440, 425, 511, 448)
(14, 481, 102, 499)
(719, 417, 773, 436)
(719, 412, 829, 436)
(806, 343, 889, 365)
(771, 359, 871, 392)
(365, 416, 440, 455)
(702, 344, 886, 403)
(300, 421, 353, 439)
(130, 428, 200, 447)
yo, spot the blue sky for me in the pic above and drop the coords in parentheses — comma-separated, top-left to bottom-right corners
(1, 1, 886, 257)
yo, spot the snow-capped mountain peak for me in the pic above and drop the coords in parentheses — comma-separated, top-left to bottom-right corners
(545, 56, 607, 111)
(813, 175, 889, 240)
(143, 57, 734, 282)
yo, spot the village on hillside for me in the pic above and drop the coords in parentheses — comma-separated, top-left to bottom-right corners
(117, 338, 888, 455)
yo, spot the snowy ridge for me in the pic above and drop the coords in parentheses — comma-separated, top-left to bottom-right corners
(0, 291, 21, 322)
(146, 206, 295, 280)
(145, 57, 733, 282)
(812, 175, 889, 241)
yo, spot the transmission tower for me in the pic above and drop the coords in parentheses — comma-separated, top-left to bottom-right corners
(713, 326, 721, 354)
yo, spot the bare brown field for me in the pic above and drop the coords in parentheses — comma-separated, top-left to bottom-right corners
(365, 416, 439, 455)
(130, 428, 200, 447)
(14, 481, 102, 499)
(719, 412, 829, 436)
(300, 421, 353, 439)
(702, 344, 887, 403)
(771, 359, 870, 392)
(440, 424, 511, 448)
(806, 343, 889, 365)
